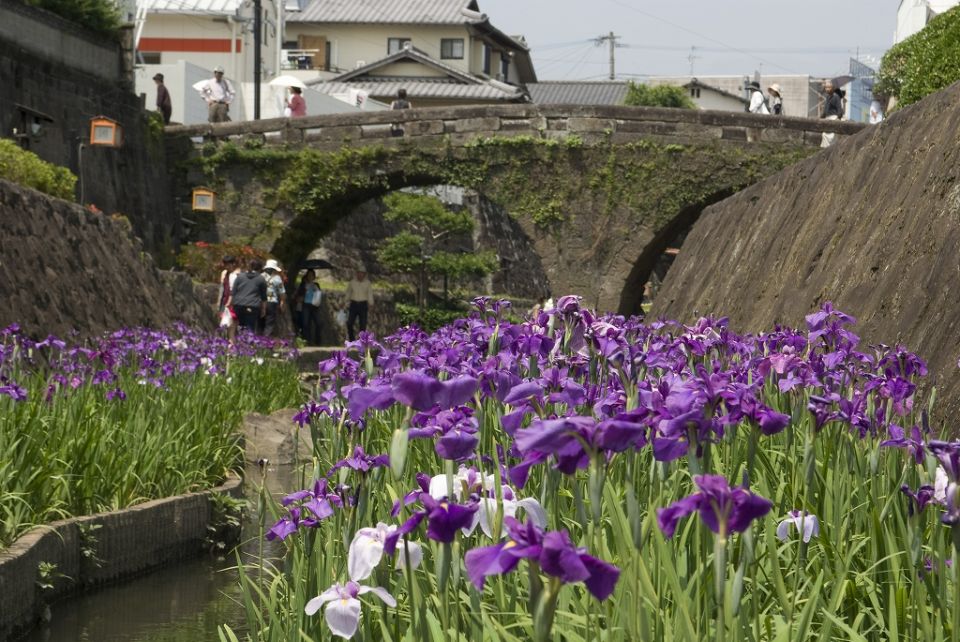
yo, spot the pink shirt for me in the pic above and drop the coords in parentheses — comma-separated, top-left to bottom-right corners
(288, 94, 306, 117)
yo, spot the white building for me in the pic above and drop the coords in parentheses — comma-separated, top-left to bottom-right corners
(894, 0, 959, 42)
(649, 75, 823, 119)
(285, 0, 537, 107)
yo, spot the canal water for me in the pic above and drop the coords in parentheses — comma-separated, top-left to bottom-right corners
(21, 464, 302, 642)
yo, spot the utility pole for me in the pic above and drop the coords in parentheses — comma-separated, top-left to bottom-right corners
(253, 0, 262, 119)
(593, 32, 621, 80)
(687, 46, 701, 77)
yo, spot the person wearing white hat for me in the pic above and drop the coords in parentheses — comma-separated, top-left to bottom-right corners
(197, 65, 235, 123)
(261, 259, 286, 337)
(767, 84, 783, 115)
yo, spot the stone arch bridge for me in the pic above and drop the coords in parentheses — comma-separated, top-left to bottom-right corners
(166, 105, 863, 314)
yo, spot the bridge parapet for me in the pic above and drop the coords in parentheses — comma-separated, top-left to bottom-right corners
(165, 104, 866, 149)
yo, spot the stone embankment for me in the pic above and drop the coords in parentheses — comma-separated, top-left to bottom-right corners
(652, 80, 960, 423)
(0, 476, 242, 640)
(0, 179, 211, 339)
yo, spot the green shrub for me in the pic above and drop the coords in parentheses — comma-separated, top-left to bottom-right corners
(177, 241, 271, 282)
(395, 302, 468, 333)
(876, 6, 960, 108)
(0, 139, 77, 200)
(25, 0, 121, 40)
(623, 81, 697, 109)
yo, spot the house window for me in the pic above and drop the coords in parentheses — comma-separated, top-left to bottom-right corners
(482, 45, 491, 74)
(440, 38, 464, 59)
(499, 54, 509, 80)
(690, 87, 701, 98)
(139, 52, 161, 64)
(388, 37, 411, 55)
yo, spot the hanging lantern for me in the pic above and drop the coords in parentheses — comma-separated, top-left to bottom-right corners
(191, 187, 216, 211)
(88, 116, 123, 147)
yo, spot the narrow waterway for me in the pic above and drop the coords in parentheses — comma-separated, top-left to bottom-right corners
(21, 464, 301, 642)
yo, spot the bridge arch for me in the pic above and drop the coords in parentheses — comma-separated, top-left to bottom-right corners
(167, 105, 861, 312)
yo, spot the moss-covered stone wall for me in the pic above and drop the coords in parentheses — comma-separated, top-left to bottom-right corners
(172, 134, 815, 314)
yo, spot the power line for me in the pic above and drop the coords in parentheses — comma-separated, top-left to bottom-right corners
(601, 0, 803, 74)
(592, 31, 624, 80)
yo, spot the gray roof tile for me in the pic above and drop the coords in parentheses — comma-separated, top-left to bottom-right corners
(311, 79, 522, 100)
(526, 82, 630, 106)
(290, 0, 479, 24)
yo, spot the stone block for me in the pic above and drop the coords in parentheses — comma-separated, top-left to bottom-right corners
(676, 122, 722, 138)
(499, 118, 544, 132)
(567, 117, 615, 133)
(454, 117, 502, 133)
(315, 125, 362, 141)
(759, 128, 804, 144)
(615, 120, 679, 136)
(408, 119, 445, 136)
(360, 124, 393, 139)
(721, 127, 748, 141)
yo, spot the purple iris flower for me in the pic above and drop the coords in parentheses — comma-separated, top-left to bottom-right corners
(755, 406, 790, 435)
(656, 474, 772, 539)
(435, 428, 479, 460)
(514, 416, 596, 474)
(384, 493, 477, 552)
(267, 506, 319, 541)
(328, 446, 389, 476)
(347, 384, 395, 420)
(900, 484, 937, 517)
(391, 371, 478, 411)
(0, 383, 27, 401)
(928, 441, 960, 482)
(464, 518, 620, 601)
(881, 425, 926, 465)
(268, 479, 344, 540)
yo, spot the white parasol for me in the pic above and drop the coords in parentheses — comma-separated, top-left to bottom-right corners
(268, 75, 307, 90)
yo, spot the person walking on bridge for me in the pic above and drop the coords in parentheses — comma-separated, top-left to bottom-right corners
(767, 83, 783, 115)
(153, 73, 172, 124)
(820, 80, 844, 147)
(390, 88, 411, 137)
(198, 66, 235, 123)
(746, 81, 769, 115)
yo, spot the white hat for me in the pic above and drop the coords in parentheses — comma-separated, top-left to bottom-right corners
(768, 83, 782, 95)
(264, 259, 282, 272)
(213, 65, 225, 73)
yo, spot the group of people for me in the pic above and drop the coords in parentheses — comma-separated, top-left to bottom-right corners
(745, 81, 785, 116)
(153, 66, 309, 125)
(216, 257, 375, 346)
(745, 78, 885, 148)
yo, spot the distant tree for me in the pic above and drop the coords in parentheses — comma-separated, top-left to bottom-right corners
(875, 6, 960, 109)
(26, 0, 121, 39)
(376, 192, 497, 304)
(623, 82, 697, 109)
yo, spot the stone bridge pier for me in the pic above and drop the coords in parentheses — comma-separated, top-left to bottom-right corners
(166, 105, 863, 314)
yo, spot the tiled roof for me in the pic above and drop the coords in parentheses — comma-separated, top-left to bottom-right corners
(290, 0, 480, 24)
(686, 79, 748, 104)
(332, 47, 477, 84)
(311, 80, 523, 101)
(144, 0, 241, 13)
(526, 82, 630, 106)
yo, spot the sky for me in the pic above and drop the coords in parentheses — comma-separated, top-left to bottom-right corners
(479, 0, 895, 81)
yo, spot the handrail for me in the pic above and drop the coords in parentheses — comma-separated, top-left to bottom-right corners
(165, 103, 866, 141)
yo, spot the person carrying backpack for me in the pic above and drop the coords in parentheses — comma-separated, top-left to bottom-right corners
(746, 81, 769, 115)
